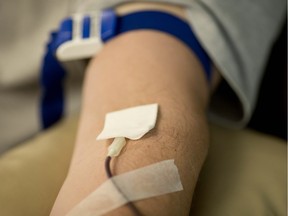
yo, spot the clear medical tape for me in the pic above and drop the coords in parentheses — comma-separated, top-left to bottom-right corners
(67, 159, 183, 216)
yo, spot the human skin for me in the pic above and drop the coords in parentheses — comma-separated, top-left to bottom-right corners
(51, 3, 221, 216)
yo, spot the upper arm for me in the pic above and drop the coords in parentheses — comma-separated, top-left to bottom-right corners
(51, 3, 220, 215)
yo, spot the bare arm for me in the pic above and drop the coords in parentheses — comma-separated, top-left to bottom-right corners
(51, 3, 220, 215)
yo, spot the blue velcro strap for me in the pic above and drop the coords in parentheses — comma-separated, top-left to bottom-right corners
(40, 18, 72, 129)
(101, 10, 212, 81)
(40, 10, 212, 129)
(82, 16, 91, 38)
(101, 9, 118, 41)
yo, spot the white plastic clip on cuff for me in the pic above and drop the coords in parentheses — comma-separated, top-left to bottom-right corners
(56, 13, 103, 61)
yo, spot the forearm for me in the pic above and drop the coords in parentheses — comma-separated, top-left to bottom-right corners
(51, 15, 213, 216)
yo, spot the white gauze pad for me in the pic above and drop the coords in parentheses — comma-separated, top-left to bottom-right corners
(96, 103, 158, 140)
(67, 159, 183, 216)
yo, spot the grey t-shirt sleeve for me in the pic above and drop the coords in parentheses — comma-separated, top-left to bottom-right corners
(80, 0, 286, 128)
(184, 0, 286, 128)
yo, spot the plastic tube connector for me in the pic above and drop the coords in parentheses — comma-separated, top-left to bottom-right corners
(107, 137, 126, 157)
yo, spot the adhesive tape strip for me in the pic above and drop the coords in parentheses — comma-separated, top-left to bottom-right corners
(67, 159, 183, 216)
(96, 103, 158, 140)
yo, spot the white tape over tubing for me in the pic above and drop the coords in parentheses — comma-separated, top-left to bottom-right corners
(67, 159, 183, 216)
